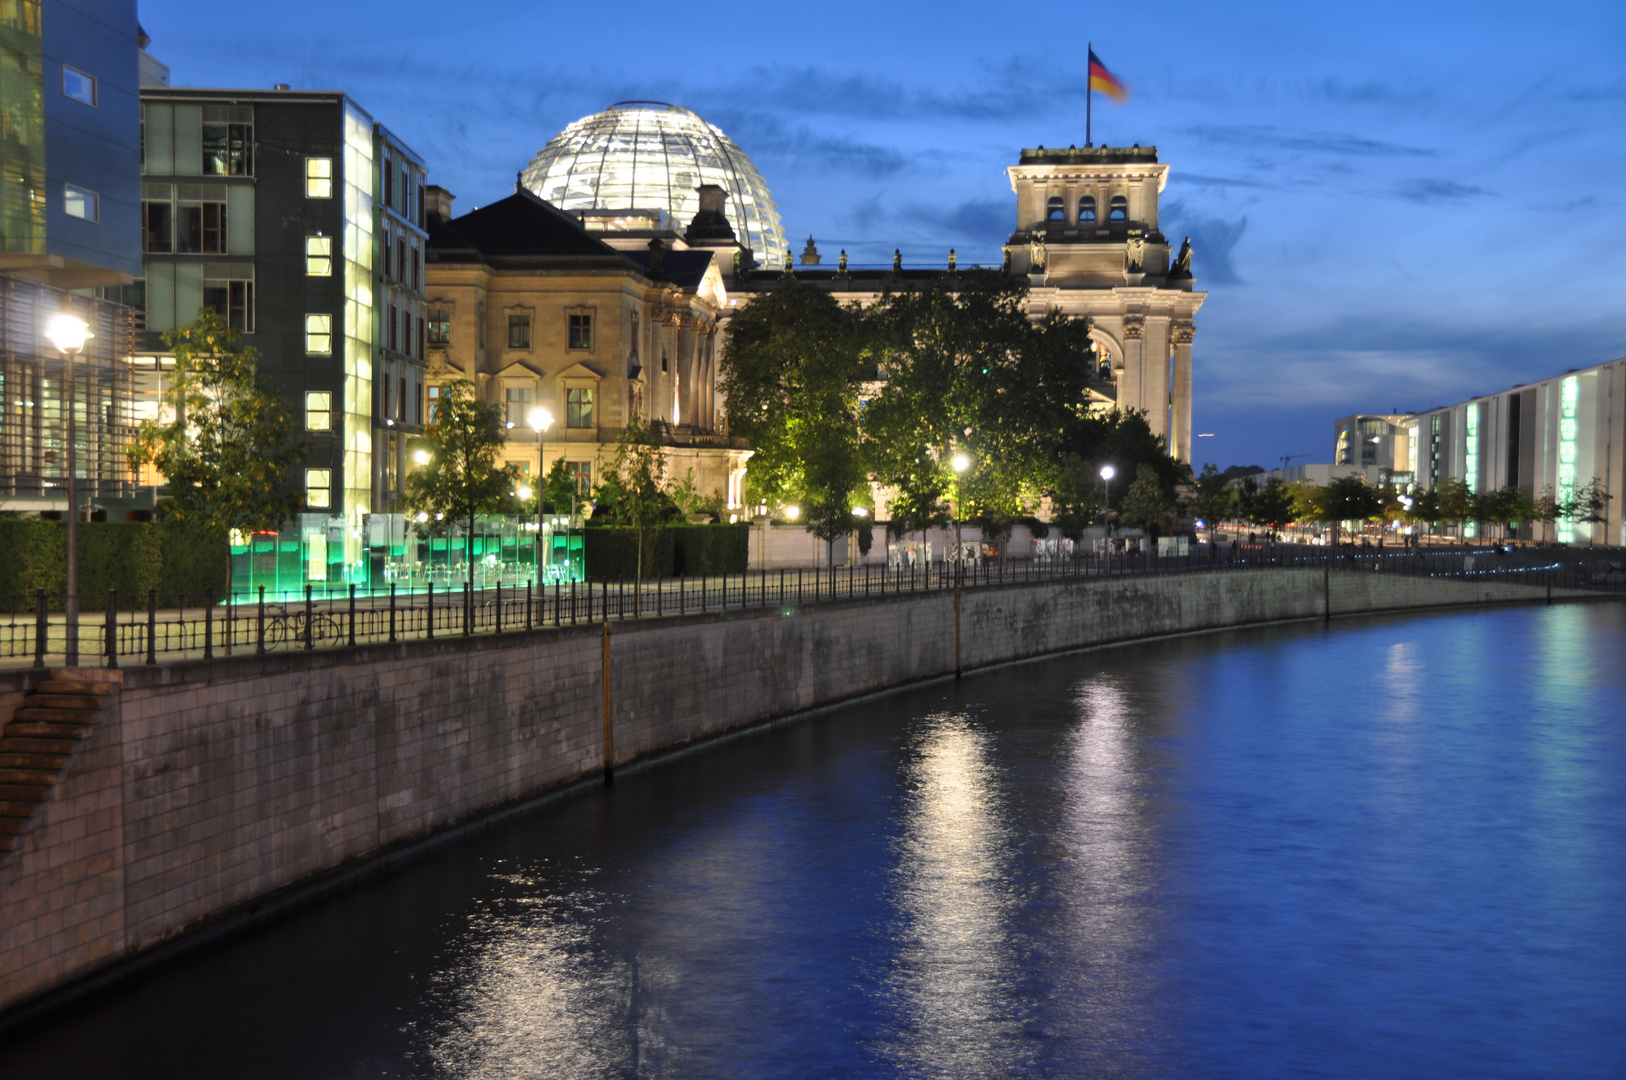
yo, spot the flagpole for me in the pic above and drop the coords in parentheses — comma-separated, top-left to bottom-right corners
(1086, 42, 1093, 146)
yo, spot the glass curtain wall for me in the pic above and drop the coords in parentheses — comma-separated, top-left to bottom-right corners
(0, 0, 44, 255)
(522, 103, 787, 268)
(340, 102, 374, 565)
(0, 276, 136, 501)
(227, 514, 584, 600)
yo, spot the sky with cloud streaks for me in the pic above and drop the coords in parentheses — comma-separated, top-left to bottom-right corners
(142, 0, 1626, 470)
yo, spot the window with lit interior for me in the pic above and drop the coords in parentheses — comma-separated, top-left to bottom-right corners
(305, 157, 333, 198)
(566, 387, 593, 428)
(306, 392, 332, 431)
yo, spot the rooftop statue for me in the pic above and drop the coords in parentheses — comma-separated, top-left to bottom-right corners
(1170, 236, 1194, 279)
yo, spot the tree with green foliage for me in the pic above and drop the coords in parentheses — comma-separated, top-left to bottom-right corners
(1190, 463, 1237, 538)
(1476, 485, 1534, 542)
(1531, 485, 1560, 543)
(1563, 477, 1612, 545)
(864, 272, 1094, 552)
(1118, 463, 1173, 534)
(1249, 476, 1298, 538)
(720, 283, 871, 556)
(596, 416, 676, 604)
(1306, 474, 1383, 544)
(403, 379, 518, 582)
(126, 307, 307, 594)
(1049, 454, 1107, 541)
(1430, 479, 1472, 539)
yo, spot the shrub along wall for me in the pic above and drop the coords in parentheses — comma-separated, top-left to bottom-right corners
(0, 519, 228, 609)
(671, 523, 748, 576)
(582, 524, 750, 579)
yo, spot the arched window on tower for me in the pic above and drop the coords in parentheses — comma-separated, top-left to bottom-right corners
(1079, 195, 1096, 223)
(1046, 196, 1065, 221)
(1109, 195, 1128, 222)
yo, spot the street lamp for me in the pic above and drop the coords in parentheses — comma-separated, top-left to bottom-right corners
(950, 451, 971, 678)
(527, 406, 553, 581)
(413, 448, 429, 466)
(46, 313, 92, 667)
(1099, 464, 1117, 551)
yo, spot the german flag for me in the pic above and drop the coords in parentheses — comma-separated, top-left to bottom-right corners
(1088, 49, 1129, 104)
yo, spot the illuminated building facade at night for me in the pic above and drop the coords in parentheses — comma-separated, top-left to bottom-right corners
(1405, 357, 1626, 544)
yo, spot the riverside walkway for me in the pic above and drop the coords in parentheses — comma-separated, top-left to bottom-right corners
(1, 543, 1620, 671)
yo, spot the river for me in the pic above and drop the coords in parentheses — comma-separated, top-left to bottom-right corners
(2, 603, 1622, 1078)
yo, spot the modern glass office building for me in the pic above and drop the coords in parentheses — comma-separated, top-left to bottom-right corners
(1407, 357, 1625, 545)
(521, 102, 788, 271)
(0, 0, 143, 512)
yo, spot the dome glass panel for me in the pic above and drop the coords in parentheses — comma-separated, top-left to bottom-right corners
(522, 102, 788, 268)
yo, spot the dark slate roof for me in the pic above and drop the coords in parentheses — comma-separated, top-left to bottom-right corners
(426, 189, 639, 269)
(623, 248, 716, 289)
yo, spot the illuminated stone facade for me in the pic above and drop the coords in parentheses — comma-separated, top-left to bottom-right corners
(423, 187, 751, 511)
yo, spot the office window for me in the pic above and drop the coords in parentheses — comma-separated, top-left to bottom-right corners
(566, 387, 593, 429)
(204, 280, 253, 332)
(62, 65, 95, 106)
(142, 199, 172, 252)
(305, 314, 332, 355)
(566, 461, 592, 496)
(382, 156, 393, 210)
(427, 384, 441, 423)
(411, 246, 421, 291)
(306, 391, 332, 431)
(508, 314, 531, 349)
(427, 308, 450, 345)
(64, 184, 98, 221)
(568, 312, 592, 349)
(397, 237, 407, 283)
(382, 229, 393, 281)
(398, 376, 406, 422)
(305, 235, 332, 275)
(305, 469, 332, 510)
(201, 119, 252, 174)
(176, 200, 226, 253)
(306, 157, 333, 199)
(506, 386, 531, 425)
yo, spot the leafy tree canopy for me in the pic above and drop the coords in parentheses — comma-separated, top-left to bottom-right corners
(403, 378, 518, 578)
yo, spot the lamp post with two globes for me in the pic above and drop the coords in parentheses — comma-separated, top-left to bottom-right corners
(46, 313, 92, 666)
(527, 407, 554, 581)
(950, 452, 970, 678)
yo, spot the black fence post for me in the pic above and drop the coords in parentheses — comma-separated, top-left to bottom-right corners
(146, 588, 158, 665)
(303, 585, 313, 652)
(526, 578, 533, 631)
(105, 590, 118, 669)
(463, 582, 472, 636)
(33, 588, 45, 669)
(256, 586, 266, 655)
(349, 584, 357, 647)
(426, 581, 435, 640)
(495, 581, 503, 635)
(203, 588, 214, 661)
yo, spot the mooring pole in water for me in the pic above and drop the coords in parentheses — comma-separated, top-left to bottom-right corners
(601, 620, 614, 784)
(954, 572, 963, 679)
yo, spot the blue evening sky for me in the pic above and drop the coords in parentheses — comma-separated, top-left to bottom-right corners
(141, 0, 1626, 472)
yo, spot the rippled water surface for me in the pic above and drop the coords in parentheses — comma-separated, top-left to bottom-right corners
(3, 604, 1625, 1079)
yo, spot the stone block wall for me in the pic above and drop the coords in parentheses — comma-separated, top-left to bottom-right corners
(0, 568, 1592, 1013)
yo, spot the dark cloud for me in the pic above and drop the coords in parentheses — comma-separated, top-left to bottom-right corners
(702, 111, 910, 177)
(1395, 179, 1492, 203)
(1161, 200, 1247, 286)
(1181, 124, 1435, 158)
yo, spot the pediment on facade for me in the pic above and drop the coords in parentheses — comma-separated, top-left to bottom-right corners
(556, 361, 604, 381)
(492, 360, 542, 380)
(426, 349, 463, 378)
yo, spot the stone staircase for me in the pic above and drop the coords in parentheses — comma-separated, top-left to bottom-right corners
(0, 677, 114, 854)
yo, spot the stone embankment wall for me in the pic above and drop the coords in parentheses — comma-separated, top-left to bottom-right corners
(0, 569, 1597, 1015)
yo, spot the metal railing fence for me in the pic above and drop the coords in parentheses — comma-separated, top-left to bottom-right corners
(2, 542, 1620, 670)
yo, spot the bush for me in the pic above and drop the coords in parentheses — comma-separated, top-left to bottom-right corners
(671, 523, 749, 575)
(77, 522, 162, 609)
(157, 520, 230, 596)
(0, 518, 64, 604)
(583, 528, 675, 580)
(0, 518, 227, 609)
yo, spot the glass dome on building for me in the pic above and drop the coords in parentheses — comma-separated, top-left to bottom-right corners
(522, 102, 788, 269)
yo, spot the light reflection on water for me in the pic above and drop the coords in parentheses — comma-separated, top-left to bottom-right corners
(1, 603, 1623, 1079)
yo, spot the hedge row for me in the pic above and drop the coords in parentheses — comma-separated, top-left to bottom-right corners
(582, 523, 749, 580)
(0, 519, 229, 609)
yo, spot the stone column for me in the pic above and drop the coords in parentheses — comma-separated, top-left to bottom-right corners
(1171, 322, 1195, 464)
(1120, 315, 1145, 417)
